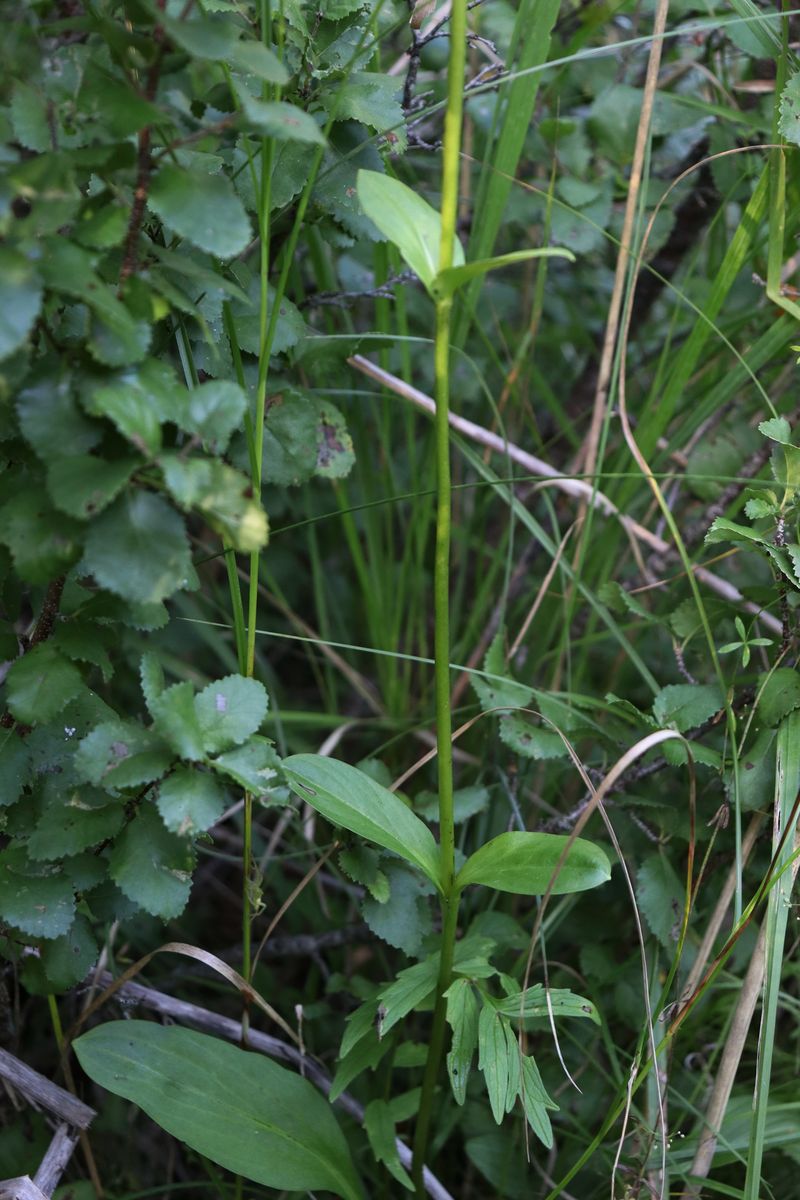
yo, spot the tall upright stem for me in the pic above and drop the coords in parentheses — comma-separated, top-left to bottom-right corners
(411, 0, 467, 1190)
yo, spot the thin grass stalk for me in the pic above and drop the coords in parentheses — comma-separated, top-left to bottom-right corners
(410, 0, 467, 1189)
(743, 709, 800, 1198)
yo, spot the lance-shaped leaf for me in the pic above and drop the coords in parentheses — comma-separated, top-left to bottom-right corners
(74, 1022, 363, 1200)
(492, 984, 600, 1024)
(433, 248, 575, 301)
(356, 169, 464, 295)
(456, 830, 610, 896)
(283, 754, 442, 889)
(445, 978, 479, 1105)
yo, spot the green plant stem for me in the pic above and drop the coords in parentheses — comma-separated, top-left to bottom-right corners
(411, 893, 460, 1194)
(412, 0, 467, 1187)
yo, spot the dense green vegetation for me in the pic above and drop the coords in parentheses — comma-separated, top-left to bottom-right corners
(2, 1, 800, 1197)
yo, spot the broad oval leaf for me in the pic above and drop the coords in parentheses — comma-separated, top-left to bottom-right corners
(74, 1022, 363, 1200)
(282, 754, 442, 889)
(455, 830, 610, 896)
(356, 169, 464, 294)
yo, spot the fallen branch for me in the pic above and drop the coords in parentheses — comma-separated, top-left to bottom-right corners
(348, 354, 782, 635)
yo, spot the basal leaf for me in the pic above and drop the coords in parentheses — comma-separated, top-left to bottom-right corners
(456, 831, 610, 896)
(283, 754, 442, 888)
(74, 1022, 363, 1199)
(27, 786, 124, 860)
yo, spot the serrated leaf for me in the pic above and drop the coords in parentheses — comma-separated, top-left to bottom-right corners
(0, 730, 31, 808)
(210, 736, 281, 796)
(456, 831, 610, 896)
(163, 12, 238, 58)
(0, 849, 75, 938)
(150, 682, 206, 761)
(238, 94, 325, 144)
(75, 720, 173, 789)
(758, 416, 793, 444)
(46, 455, 137, 518)
(5, 645, 83, 724)
(109, 805, 194, 918)
(262, 389, 321, 486)
(87, 378, 163, 455)
(149, 165, 252, 259)
(314, 400, 355, 478)
(10, 80, 51, 152)
(779, 75, 800, 146)
(361, 863, 432, 955)
(161, 455, 268, 553)
(229, 39, 289, 84)
(194, 675, 268, 755)
(82, 491, 192, 604)
(283, 754, 442, 888)
(652, 683, 723, 731)
(0, 486, 83, 584)
(637, 853, 685, 949)
(21, 914, 98, 993)
(445, 978, 479, 1105)
(157, 766, 226, 835)
(74, 1022, 363, 1199)
(330, 1029, 392, 1103)
(338, 844, 388, 901)
(356, 169, 464, 293)
(0, 249, 43, 362)
(744, 496, 776, 519)
(27, 786, 124, 860)
(499, 715, 567, 759)
(323, 72, 405, 141)
(363, 1099, 412, 1190)
(181, 380, 248, 451)
(473, 631, 534, 712)
(757, 668, 800, 726)
(17, 371, 101, 460)
(140, 652, 165, 712)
